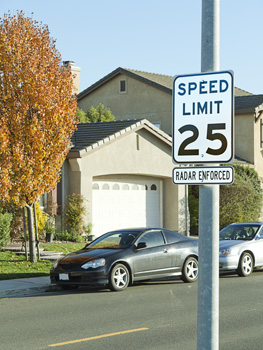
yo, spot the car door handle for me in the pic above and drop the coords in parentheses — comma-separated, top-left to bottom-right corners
(163, 249, 168, 253)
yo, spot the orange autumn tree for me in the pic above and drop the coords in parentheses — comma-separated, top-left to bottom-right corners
(0, 12, 78, 262)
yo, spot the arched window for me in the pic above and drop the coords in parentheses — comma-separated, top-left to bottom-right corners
(122, 184, 129, 190)
(151, 184, 157, 191)
(132, 184, 139, 190)
(92, 183, 99, 190)
(102, 183, 110, 190)
(113, 184, 120, 190)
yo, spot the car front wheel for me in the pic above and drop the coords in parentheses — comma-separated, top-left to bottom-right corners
(181, 257, 198, 283)
(237, 252, 253, 277)
(109, 264, 130, 291)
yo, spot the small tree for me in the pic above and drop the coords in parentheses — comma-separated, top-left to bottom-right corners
(76, 107, 87, 122)
(86, 103, 115, 122)
(0, 12, 78, 261)
(0, 210, 13, 249)
(65, 194, 86, 239)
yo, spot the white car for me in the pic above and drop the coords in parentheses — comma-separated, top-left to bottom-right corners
(219, 222, 263, 277)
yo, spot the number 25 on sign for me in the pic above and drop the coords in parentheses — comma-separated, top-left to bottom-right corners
(172, 71, 234, 164)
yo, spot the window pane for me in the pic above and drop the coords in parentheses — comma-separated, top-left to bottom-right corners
(164, 230, 182, 243)
(120, 80, 126, 92)
(137, 230, 164, 248)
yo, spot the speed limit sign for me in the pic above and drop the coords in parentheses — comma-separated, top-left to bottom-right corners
(172, 71, 234, 164)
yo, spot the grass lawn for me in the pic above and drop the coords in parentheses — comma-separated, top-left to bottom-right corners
(0, 242, 85, 280)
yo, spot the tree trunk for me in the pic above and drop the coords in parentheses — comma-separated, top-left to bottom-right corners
(26, 204, 37, 263)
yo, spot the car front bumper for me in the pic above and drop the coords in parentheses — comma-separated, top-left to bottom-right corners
(50, 268, 109, 287)
(219, 254, 239, 271)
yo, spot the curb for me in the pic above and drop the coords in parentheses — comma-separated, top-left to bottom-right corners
(0, 285, 52, 298)
(0, 277, 61, 298)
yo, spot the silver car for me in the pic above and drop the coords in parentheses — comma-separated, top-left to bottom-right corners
(219, 222, 263, 277)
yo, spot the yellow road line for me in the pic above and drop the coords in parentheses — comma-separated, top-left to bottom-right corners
(48, 327, 149, 347)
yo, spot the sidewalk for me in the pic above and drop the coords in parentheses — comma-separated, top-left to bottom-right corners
(1, 242, 62, 298)
(0, 276, 59, 298)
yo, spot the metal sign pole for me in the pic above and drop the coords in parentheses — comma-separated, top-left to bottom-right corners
(197, 1, 220, 350)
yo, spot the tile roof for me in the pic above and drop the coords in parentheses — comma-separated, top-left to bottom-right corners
(235, 95, 263, 114)
(78, 67, 252, 100)
(69, 119, 172, 157)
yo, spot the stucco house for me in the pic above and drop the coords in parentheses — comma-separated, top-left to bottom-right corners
(57, 118, 187, 237)
(77, 67, 263, 179)
(50, 65, 263, 237)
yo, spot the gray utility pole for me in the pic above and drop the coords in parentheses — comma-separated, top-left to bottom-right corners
(197, 1, 220, 350)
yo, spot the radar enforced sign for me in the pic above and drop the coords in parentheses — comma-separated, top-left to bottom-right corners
(173, 166, 234, 185)
(173, 71, 234, 164)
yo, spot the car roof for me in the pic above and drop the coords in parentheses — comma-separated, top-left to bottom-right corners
(110, 227, 168, 233)
(229, 222, 263, 226)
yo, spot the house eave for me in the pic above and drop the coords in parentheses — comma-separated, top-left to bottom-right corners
(67, 119, 172, 159)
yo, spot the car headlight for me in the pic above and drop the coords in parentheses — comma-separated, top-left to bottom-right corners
(81, 258, 105, 269)
(221, 249, 231, 255)
(52, 260, 59, 269)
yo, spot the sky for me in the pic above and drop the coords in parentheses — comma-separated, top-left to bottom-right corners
(2, 0, 262, 94)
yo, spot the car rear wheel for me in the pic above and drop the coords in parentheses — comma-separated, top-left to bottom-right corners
(237, 252, 253, 277)
(181, 257, 198, 283)
(109, 264, 130, 291)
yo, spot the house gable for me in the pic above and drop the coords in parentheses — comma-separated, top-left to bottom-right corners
(68, 119, 172, 161)
(78, 67, 252, 100)
(77, 67, 253, 136)
(64, 119, 184, 234)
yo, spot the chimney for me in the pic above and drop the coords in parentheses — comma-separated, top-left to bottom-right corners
(63, 61, 81, 95)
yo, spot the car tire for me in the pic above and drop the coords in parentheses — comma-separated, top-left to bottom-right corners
(237, 252, 253, 277)
(109, 264, 130, 291)
(180, 257, 198, 283)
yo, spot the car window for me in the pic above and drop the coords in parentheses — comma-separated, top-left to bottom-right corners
(163, 229, 183, 244)
(88, 231, 140, 249)
(220, 224, 260, 241)
(137, 230, 165, 248)
(257, 227, 263, 239)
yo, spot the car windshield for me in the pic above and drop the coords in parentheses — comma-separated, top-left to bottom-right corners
(86, 230, 141, 249)
(219, 224, 260, 241)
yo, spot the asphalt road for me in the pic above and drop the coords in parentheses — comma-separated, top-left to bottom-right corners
(1, 271, 263, 350)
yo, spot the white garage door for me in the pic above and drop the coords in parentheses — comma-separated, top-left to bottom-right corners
(92, 178, 162, 237)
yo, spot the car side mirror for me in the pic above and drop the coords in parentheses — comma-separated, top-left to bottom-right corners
(136, 242, 147, 249)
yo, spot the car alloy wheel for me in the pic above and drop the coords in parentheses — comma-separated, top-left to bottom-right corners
(109, 263, 130, 291)
(237, 252, 253, 277)
(181, 257, 198, 283)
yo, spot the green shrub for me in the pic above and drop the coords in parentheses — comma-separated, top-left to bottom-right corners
(188, 165, 263, 234)
(34, 202, 47, 237)
(54, 231, 85, 243)
(0, 212, 13, 249)
(219, 165, 262, 229)
(65, 194, 86, 236)
(188, 186, 199, 235)
(44, 214, 56, 236)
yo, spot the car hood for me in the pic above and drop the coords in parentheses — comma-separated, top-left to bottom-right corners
(58, 248, 122, 265)
(219, 240, 249, 250)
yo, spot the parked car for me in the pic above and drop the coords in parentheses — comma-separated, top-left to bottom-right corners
(50, 228, 199, 291)
(219, 222, 263, 277)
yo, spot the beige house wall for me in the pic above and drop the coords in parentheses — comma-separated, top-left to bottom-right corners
(235, 114, 254, 164)
(254, 114, 263, 177)
(78, 74, 173, 135)
(235, 113, 263, 178)
(67, 127, 186, 233)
